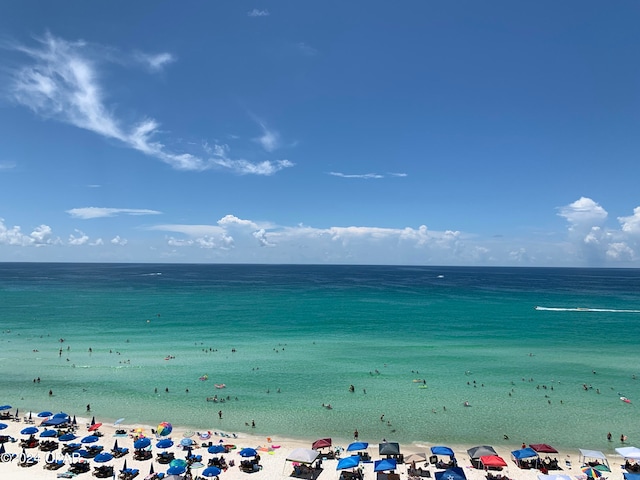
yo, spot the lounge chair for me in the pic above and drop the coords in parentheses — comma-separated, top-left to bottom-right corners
(44, 459, 65, 470)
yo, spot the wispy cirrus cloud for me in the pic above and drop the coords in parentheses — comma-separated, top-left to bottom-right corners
(6, 33, 294, 176)
(248, 9, 270, 17)
(297, 42, 318, 56)
(66, 207, 162, 220)
(328, 172, 384, 179)
(253, 118, 280, 152)
(133, 51, 176, 72)
(210, 144, 293, 175)
(0, 161, 16, 170)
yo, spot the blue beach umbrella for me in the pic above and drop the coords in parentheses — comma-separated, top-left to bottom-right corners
(37, 411, 53, 417)
(208, 444, 226, 454)
(40, 429, 57, 438)
(81, 435, 100, 444)
(20, 426, 39, 435)
(156, 438, 173, 449)
(374, 458, 397, 472)
(52, 412, 69, 419)
(59, 433, 77, 442)
(0, 405, 11, 411)
(239, 447, 258, 457)
(0, 423, 8, 430)
(179, 437, 193, 447)
(170, 458, 188, 468)
(202, 466, 222, 477)
(347, 442, 369, 452)
(134, 437, 151, 449)
(435, 467, 467, 480)
(167, 464, 186, 475)
(337, 456, 361, 470)
(94, 452, 114, 463)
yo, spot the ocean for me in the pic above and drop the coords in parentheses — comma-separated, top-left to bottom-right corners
(1, 263, 639, 452)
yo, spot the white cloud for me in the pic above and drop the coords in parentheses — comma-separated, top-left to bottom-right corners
(68, 229, 89, 246)
(329, 172, 384, 179)
(133, 51, 176, 72)
(67, 207, 162, 219)
(248, 9, 270, 17)
(0, 219, 56, 246)
(297, 42, 318, 56)
(253, 120, 280, 152)
(619, 207, 640, 235)
(211, 144, 294, 175)
(111, 235, 128, 246)
(0, 161, 16, 170)
(7, 33, 293, 176)
(253, 228, 274, 247)
(558, 197, 607, 230)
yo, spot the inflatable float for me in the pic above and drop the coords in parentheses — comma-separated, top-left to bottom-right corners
(199, 375, 208, 381)
(214, 384, 226, 389)
(621, 396, 631, 403)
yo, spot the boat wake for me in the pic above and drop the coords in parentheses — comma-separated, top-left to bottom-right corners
(535, 306, 640, 313)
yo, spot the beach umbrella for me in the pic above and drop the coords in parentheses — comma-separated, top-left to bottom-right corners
(374, 458, 397, 472)
(202, 466, 222, 477)
(81, 435, 100, 444)
(157, 421, 172, 437)
(185, 446, 193, 458)
(94, 452, 114, 463)
(149, 463, 155, 475)
(41, 416, 70, 427)
(337, 456, 361, 470)
(134, 437, 151, 449)
(0, 423, 7, 430)
(88, 422, 102, 432)
(239, 447, 258, 457)
(40, 429, 57, 438)
(20, 426, 38, 435)
(379, 442, 401, 456)
(0, 405, 11, 411)
(0, 444, 5, 454)
(594, 465, 611, 473)
(28, 412, 33, 421)
(530, 444, 559, 454)
(14, 408, 18, 418)
(167, 464, 187, 475)
(59, 433, 77, 442)
(432, 446, 455, 457)
(582, 467, 604, 478)
(347, 442, 369, 452)
(156, 438, 174, 449)
(170, 458, 188, 468)
(37, 411, 53, 417)
(467, 445, 497, 459)
(312, 438, 332, 450)
(208, 444, 226, 454)
(436, 467, 468, 480)
(122, 459, 127, 470)
(91, 416, 95, 425)
(114, 418, 125, 426)
(179, 437, 193, 447)
(405, 453, 428, 464)
(53, 412, 69, 418)
(72, 416, 77, 426)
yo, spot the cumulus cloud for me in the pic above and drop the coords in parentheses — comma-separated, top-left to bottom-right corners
(0, 219, 56, 246)
(6, 33, 293, 176)
(558, 197, 607, 230)
(68, 229, 89, 245)
(248, 9, 270, 17)
(557, 197, 640, 265)
(111, 235, 127, 246)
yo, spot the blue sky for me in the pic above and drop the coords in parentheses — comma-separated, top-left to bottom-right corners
(1, 1, 639, 266)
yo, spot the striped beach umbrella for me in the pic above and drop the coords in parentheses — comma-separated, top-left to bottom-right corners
(157, 421, 172, 437)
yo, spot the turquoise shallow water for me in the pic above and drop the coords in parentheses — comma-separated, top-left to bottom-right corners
(1, 263, 640, 451)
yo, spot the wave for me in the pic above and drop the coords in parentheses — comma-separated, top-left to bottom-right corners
(535, 306, 640, 313)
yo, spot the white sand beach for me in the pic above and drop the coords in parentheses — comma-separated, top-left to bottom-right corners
(0, 412, 629, 480)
